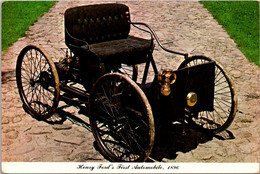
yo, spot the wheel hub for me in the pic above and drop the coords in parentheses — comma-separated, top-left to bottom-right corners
(39, 71, 52, 89)
(186, 92, 197, 107)
(30, 79, 36, 87)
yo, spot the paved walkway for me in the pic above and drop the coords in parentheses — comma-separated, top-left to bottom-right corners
(1, 1, 260, 163)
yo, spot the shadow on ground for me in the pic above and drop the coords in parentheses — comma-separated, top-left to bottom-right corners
(1, 70, 16, 84)
(149, 123, 235, 161)
(25, 102, 235, 162)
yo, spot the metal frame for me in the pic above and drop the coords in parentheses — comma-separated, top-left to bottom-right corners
(16, 4, 237, 162)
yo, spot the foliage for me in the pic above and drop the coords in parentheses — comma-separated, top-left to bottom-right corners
(200, 1, 259, 66)
(1, 1, 56, 51)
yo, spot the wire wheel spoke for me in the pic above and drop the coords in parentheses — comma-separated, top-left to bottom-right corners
(179, 56, 237, 133)
(90, 73, 154, 162)
(16, 45, 60, 119)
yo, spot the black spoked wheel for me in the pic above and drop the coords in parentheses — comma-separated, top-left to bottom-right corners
(179, 56, 237, 133)
(16, 45, 60, 120)
(89, 73, 155, 161)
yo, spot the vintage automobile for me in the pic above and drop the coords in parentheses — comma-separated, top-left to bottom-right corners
(16, 3, 237, 162)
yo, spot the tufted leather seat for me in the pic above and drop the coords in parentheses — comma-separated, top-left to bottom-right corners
(65, 3, 153, 66)
(88, 36, 152, 66)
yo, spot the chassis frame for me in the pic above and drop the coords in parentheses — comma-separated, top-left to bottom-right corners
(16, 3, 237, 162)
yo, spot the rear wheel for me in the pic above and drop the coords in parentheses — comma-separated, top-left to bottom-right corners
(16, 45, 60, 120)
(178, 56, 237, 133)
(89, 73, 155, 161)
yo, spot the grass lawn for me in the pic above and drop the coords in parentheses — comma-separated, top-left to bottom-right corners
(200, 1, 259, 66)
(1, 1, 56, 51)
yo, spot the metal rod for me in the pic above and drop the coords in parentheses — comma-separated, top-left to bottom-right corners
(131, 22, 188, 57)
(60, 83, 90, 100)
(142, 54, 152, 85)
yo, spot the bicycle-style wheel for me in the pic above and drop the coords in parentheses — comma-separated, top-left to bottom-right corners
(178, 56, 237, 133)
(16, 45, 60, 120)
(89, 73, 155, 161)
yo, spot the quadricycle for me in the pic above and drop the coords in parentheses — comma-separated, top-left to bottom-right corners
(16, 3, 237, 162)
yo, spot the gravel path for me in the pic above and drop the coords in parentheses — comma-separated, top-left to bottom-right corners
(1, 1, 259, 163)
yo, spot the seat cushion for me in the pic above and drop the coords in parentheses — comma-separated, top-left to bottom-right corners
(65, 3, 130, 45)
(88, 36, 152, 65)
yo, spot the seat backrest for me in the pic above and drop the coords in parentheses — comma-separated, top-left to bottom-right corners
(65, 3, 131, 47)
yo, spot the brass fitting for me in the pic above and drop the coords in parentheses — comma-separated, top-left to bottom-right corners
(186, 92, 198, 107)
(158, 69, 176, 96)
(125, 11, 130, 19)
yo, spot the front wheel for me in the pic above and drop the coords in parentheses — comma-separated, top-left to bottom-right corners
(178, 56, 237, 133)
(89, 73, 155, 161)
(16, 45, 60, 120)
